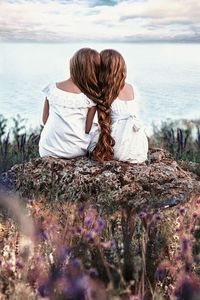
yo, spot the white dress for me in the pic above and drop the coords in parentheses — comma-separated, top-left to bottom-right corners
(111, 97, 148, 163)
(39, 83, 97, 158)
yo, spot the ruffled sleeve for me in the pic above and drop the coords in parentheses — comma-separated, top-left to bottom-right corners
(42, 83, 55, 103)
(42, 83, 54, 96)
(42, 82, 96, 108)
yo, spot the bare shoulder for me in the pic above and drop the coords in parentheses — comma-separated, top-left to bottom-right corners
(56, 79, 81, 94)
(56, 80, 68, 89)
(118, 83, 134, 101)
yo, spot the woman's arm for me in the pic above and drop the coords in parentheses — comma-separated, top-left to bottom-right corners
(85, 106, 97, 134)
(42, 98, 49, 125)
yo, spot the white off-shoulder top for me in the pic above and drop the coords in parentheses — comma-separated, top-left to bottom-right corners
(39, 83, 97, 158)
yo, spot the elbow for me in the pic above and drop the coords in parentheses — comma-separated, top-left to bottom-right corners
(85, 125, 91, 134)
(42, 113, 49, 125)
(85, 128, 90, 134)
(85, 123, 91, 134)
(42, 117, 47, 125)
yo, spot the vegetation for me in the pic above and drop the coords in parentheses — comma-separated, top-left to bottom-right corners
(0, 116, 200, 299)
(0, 115, 199, 174)
(0, 114, 41, 174)
(150, 119, 200, 163)
(1, 193, 200, 299)
(0, 115, 199, 175)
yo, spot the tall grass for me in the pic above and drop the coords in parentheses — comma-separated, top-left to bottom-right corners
(1, 192, 200, 299)
(150, 119, 200, 163)
(0, 115, 200, 174)
(0, 114, 41, 174)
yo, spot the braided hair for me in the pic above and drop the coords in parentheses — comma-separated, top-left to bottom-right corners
(70, 48, 126, 162)
(93, 49, 127, 161)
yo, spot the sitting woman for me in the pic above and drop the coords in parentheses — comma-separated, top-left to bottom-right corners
(39, 48, 100, 158)
(90, 49, 148, 163)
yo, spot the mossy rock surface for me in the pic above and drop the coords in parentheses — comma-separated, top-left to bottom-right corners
(1, 148, 199, 213)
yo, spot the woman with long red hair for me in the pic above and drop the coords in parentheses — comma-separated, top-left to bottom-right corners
(39, 48, 100, 158)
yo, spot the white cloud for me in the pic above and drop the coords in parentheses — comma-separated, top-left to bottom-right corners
(0, 0, 200, 42)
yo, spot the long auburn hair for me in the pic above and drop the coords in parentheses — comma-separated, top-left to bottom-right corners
(70, 48, 101, 102)
(70, 48, 126, 162)
(93, 49, 127, 161)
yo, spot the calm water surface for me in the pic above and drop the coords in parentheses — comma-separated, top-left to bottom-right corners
(0, 42, 200, 135)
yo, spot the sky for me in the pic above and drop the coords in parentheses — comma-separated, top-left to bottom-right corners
(0, 0, 200, 43)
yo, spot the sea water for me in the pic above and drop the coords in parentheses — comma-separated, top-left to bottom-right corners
(0, 42, 200, 135)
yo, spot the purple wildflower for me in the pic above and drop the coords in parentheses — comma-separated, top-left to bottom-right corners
(38, 283, 51, 297)
(84, 216, 93, 227)
(182, 238, 190, 253)
(63, 279, 86, 300)
(179, 207, 186, 215)
(16, 260, 24, 269)
(155, 261, 172, 281)
(94, 217, 105, 233)
(84, 232, 94, 242)
(70, 258, 82, 270)
(139, 211, 147, 219)
(174, 274, 200, 300)
(76, 226, 82, 234)
(40, 230, 49, 241)
(78, 205, 84, 214)
(89, 268, 99, 279)
(155, 213, 162, 221)
(155, 267, 168, 281)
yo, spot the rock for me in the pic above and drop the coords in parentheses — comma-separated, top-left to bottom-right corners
(0, 148, 199, 213)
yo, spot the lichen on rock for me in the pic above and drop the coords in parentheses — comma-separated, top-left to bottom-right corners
(1, 148, 199, 213)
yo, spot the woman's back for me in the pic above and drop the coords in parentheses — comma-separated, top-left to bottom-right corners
(110, 83, 148, 163)
(39, 82, 97, 158)
(39, 47, 101, 159)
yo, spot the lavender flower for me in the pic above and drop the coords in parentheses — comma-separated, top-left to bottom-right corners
(84, 232, 94, 242)
(179, 207, 186, 215)
(94, 217, 105, 233)
(174, 274, 200, 300)
(182, 238, 190, 253)
(89, 268, 99, 279)
(84, 216, 93, 227)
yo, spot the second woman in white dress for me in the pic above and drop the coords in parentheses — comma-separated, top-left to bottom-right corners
(90, 49, 148, 163)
